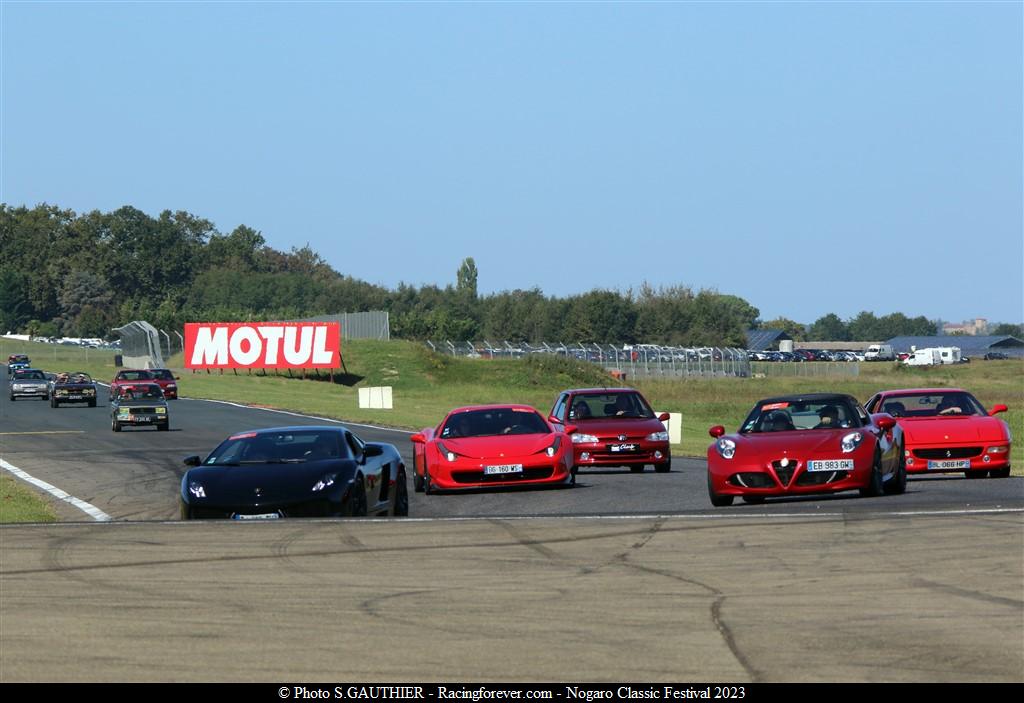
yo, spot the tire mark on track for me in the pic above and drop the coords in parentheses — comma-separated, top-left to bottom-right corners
(911, 578, 1024, 610)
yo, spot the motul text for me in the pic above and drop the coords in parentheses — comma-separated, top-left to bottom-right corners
(184, 322, 340, 369)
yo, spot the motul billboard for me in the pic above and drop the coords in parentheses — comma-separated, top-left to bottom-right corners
(184, 322, 340, 370)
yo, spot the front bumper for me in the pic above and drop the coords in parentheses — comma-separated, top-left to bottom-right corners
(430, 458, 573, 490)
(572, 440, 670, 468)
(708, 450, 874, 497)
(114, 413, 168, 426)
(11, 386, 48, 398)
(905, 443, 1011, 474)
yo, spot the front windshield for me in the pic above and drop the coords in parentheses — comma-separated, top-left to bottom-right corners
(740, 398, 863, 433)
(441, 409, 550, 438)
(205, 430, 344, 465)
(567, 392, 655, 421)
(118, 385, 164, 400)
(118, 370, 153, 381)
(879, 392, 985, 417)
(13, 371, 44, 380)
(150, 369, 174, 380)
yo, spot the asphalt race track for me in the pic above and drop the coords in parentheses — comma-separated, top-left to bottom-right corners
(2, 368, 1022, 681)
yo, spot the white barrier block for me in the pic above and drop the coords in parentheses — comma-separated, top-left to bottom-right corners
(656, 411, 683, 445)
(382, 386, 393, 409)
(358, 388, 370, 409)
(370, 387, 383, 409)
(358, 386, 394, 410)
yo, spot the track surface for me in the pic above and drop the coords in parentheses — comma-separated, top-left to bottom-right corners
(2, 368, 1023, 681)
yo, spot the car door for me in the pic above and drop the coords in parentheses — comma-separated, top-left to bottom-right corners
(347, 430, 389, 514)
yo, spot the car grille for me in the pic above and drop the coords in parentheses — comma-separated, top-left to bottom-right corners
(795, 470, 849, 486)
(124, 407, 158, 414)
(729, 472, 774, 488)
(914, 447, 982, 459)
(451, 468, 555, 484)
(771, 460, 796, 487)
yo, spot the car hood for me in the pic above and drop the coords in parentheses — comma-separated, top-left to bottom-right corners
(54, 383, 95, 390)
(733, 429, 858, 456)
(898, 416, 1009, 444)
(443, 434, 557, 459)
(572, 417, 666, 437)
(186, 462, 355, 502)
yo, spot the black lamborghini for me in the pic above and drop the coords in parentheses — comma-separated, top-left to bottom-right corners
(180, 425, 409, 519)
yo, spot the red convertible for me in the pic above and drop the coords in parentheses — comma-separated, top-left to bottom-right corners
(864, 388, 1011, 479)
(410, 405, 576, 492)
(548, 388, 671, 473)
(707, 393, 905, 506)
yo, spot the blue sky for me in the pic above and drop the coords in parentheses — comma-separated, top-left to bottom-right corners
(3, 1, 1022, 325)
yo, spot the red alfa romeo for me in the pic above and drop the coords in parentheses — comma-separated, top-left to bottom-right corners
(410, 405, 576, 492)
(864, 388, 1011, 478)
(707, 393, 905, 506)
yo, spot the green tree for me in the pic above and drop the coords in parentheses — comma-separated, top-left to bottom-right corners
(808, 313, 849, 341)
(456, 257, 478, 302)
(760, 317, 807, 342)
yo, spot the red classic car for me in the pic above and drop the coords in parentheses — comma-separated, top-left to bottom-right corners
(109, 369, 154, 401)
(548, 388, 671, 472)
(864, 388, 1011, 478)
(147, 368, 180, 399)
(707, 393, 905, 506)
(410, 405, 576, 492)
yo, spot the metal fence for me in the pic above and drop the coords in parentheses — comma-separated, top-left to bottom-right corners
(112, 321, 165, 369)
(750, 361, 860, 378)
(425, 341, 752, 378)
(298, 311, 390, 340)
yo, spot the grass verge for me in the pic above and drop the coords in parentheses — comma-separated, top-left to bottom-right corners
(0, 473, 58, 523)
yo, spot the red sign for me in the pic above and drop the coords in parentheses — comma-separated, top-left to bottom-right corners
(184, 322, 340, 370)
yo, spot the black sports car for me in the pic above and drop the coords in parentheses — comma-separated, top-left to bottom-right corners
(180, 425, 409, 519)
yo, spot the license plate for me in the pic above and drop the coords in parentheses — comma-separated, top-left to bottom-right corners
(807, 459, 855, 472)
(484, 464, 523, 475)
(927, 459, 971, 470)
(233, 512, 280, 520)
(609, 443, 640, 453)
(69, 395, 83, 400)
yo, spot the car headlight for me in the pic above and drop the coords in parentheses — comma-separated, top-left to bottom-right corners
(156, 407, 167, 414)
(716, 438, 736, 459)
(312, 475, 337, 492)
(188, 481, 206, 498)
(841, 432, 864, 453)
(646, 431, 670, 442)
(436, 441, 459, 462)
(571, 433, 599, 444)
(544, 436, 562, 457)
(13, 384, 24, 390)
(986, 445, 1009, 454)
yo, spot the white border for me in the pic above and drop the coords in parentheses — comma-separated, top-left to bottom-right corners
(0, 458, 112, 522)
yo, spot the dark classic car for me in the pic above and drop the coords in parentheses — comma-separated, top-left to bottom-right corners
(110, 383, 169, 431)
(50, 372, 98, 408)
(180, 426, 408, 519)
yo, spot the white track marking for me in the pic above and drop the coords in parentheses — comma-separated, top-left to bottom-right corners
(2, 506, 1019, 529)
(0, 458, 112, 522)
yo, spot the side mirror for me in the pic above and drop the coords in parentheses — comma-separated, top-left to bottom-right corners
(548, 415, 561, 425)
(363, 444, 384, 458)
(876, 416, 897, 432)
(183, 455, 202, 467)
(658, 412, 671, 422)
(709, 425, 725, 438)
(564, 424, 578, 435)
(990, 404, 1008, 416)
(410, 433, 426, 444)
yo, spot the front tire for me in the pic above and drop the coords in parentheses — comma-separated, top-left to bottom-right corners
(393, 470, 409, 516)
(884, 450, 908, 495)
(111, 419, 121, 432)
(989, 467, 1011, 478)
(88, 399, 96, 408)
(654, 460, 671, 473)
(859, 452, 885, 497)
(344, 476, 368, 517)
(708, 473, 734, 507)
(158, 422, 169, 431)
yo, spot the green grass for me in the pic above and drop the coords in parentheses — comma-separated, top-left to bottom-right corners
(0, 474, 57, 523)
(4, 336, 1022, 473)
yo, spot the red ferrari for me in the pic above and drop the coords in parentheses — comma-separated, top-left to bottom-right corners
(707, 393, 905, 506)
(864, 388, 1011, 478)
(410, 405, 576, 492)
(548, 388, 671, 473)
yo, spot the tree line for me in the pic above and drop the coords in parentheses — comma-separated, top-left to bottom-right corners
(3, 204, 1013, 346)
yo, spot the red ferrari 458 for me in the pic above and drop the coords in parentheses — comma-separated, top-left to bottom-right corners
(410, 405, 576, 492)
(707, 393, 905, 506)
(864, 388, 1011, 478)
